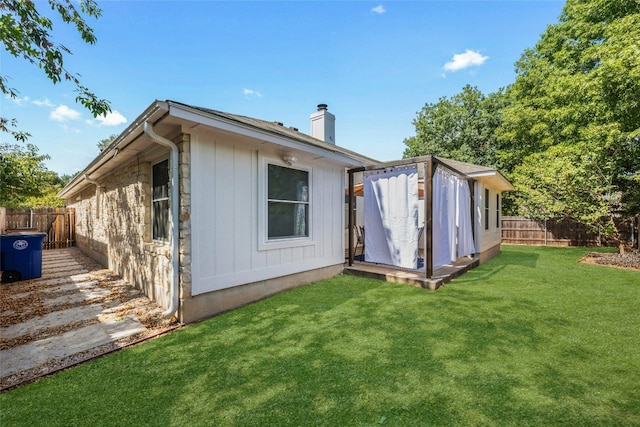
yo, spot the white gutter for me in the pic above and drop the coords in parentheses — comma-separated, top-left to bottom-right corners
(84, 175, 101, 218)
(143, 121, 180, 318)
(58, 101, 170, 199)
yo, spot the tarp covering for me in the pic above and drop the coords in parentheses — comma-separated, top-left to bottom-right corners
(364, 165, 419, 269)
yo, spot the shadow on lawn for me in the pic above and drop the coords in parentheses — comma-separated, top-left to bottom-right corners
(4, 270, 637, 426)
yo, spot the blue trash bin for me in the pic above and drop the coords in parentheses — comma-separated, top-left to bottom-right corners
(1, 232, 47, 282)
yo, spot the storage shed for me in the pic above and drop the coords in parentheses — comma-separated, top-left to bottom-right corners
(345, 156, 513, 286)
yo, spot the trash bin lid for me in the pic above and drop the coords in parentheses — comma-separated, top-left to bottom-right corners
(1, 232, 47, 236)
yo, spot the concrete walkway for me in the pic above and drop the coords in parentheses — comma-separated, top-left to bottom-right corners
(0, 248, 176, 390)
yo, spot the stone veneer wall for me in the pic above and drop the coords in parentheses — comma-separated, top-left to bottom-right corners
(177, 133, 192, 319)
(69, 133, 191, 313)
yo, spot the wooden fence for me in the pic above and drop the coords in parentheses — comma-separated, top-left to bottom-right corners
(1, 208, 76, 249)
(502, 216, 639, 248)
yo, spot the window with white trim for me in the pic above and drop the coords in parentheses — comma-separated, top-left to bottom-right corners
(484, 188, 490, 231)
(267, 164, 309, 240)
(496, 193, 500, 228)
(152, 159, 170, 242)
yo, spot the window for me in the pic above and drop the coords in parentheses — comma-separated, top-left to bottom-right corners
(267, 164, 309, 240)
(484, 188, 490, 230)
(496, 194, 500, 228)
(152, 159, 170, 241)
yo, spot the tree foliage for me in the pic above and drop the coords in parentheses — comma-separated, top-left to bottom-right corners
(0, 0, 111, 140)
(1, 144, 50, 207)
(0, 144, 72, 208)
(403, 85, 507, 168)
(97, 134, 117, 152)
(497, 0, 640, 239)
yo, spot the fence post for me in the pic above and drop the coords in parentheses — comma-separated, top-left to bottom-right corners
(0, 207, 5, 234)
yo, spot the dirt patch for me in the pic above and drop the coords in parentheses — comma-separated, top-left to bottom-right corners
(579, 249, 640, 272)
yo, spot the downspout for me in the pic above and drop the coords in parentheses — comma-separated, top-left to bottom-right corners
(84, 175, 101, 218)
(143, 122, 179, 318)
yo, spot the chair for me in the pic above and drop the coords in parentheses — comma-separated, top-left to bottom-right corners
(354, 225, 365, 257)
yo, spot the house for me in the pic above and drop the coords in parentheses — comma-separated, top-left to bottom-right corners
(58, 100, 512, 324)
(58, 101, 376, 323)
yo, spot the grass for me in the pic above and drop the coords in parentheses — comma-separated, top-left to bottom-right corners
(1, 245, 639, 426)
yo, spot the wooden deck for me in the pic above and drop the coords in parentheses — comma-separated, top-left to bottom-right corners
(343, 256, 479, 290)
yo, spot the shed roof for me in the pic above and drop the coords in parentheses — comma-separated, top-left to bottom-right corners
(347, 155, 513, 192)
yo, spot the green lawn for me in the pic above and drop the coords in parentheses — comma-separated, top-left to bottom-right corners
(1, 246, 639, 426)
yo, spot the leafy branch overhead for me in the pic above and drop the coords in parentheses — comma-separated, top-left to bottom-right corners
(0, 0, 111, 140)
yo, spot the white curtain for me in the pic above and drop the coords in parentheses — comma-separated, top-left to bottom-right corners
(294, 181, 308, 236)
(433, 167, 476, 269)
(456, 179, 476, 257)
(364, 166, 419, 269)
(432, 167, 457, 269)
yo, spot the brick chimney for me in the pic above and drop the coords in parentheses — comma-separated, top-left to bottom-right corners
(310, 103, 335, 144)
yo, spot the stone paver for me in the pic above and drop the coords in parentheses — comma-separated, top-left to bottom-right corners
(44, 287, 112, 307)
(1, 248, 175, 389)
(0, 317, 146, 378)
(2, 302, 119, 339)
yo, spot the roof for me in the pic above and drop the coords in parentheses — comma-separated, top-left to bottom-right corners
(435, 157, 494, 175)
(347, 155, 513, 192)
(58, 100, 378, 198)
(436, 157, 513, 192)
(169, 101, 378, 165)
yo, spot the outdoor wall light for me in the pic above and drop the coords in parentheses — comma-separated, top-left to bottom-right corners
(283, 155, 297, 166)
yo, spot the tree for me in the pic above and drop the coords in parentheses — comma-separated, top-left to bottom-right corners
(1, 0, 111, 140)
(0, 143, 53, 208)
(497, 0, 640, 241)
(403, 85, 507, 169)
(21, 170, 77, 208)
(97, 134, 117, 152)
(512, 140, 620, 238)
(0, 144, 74, 208)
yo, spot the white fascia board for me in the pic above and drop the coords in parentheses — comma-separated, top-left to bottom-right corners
(168, 104, 367, 167)
(469, 171, 514, 192)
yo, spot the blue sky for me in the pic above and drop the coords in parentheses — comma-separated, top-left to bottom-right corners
(2, 0, 565, 175)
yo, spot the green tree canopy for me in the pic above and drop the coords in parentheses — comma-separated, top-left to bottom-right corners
(0, 144, 72, 208)
(497, 0, 640, 238)
(1, 0, 111, 140)
(403, 85, 507, 169)
(1, 144, 51, 208)
(97, 134, 117, 152)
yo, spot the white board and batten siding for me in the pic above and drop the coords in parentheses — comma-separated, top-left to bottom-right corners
(475, 180, 503, 254)
(190, 129, 347, 296)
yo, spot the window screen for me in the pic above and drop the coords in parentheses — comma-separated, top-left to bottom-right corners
(152, 159, 170, 241)
(267, 164, 309, 239)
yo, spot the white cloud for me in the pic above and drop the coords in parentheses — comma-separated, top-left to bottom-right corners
(33, 98, 54, 107)
(6, 95, 30, 105)
(243, 88, 262, 98)
(372, 5, 386, 14)
(50, 105, 81, 122)
(443, 49, 489, 72)
(93, 110, 127, 126)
